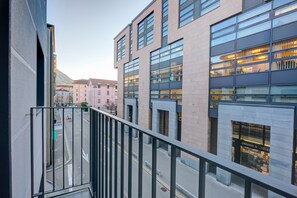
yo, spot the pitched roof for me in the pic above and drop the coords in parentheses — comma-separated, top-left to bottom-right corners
(73, 79, 89, 84)
(89, 78, 117, 86)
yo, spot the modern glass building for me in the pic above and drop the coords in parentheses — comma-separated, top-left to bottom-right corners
(114, 0, 297, 187)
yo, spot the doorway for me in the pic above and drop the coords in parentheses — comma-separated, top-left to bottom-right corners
(159, 110, 169, 150)
(128, 105, 133, 122)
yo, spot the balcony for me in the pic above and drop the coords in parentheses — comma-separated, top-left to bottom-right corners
(30, 107, 297, 198)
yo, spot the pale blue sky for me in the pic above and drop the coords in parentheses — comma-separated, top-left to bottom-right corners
(47, 0, 152, 80)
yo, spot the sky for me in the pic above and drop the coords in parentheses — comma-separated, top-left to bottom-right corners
(47, 0, 152, 80)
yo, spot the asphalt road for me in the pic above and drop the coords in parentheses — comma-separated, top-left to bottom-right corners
(46, 109, 90, 191)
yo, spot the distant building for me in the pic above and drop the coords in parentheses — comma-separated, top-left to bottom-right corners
(73, 79, 89, 105)
(88, 78, 117, 111)
(55, 88, 71, 105)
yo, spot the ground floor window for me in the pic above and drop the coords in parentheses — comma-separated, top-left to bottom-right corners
(232, 121, 270, 175)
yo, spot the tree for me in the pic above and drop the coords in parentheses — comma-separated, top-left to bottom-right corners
(81, 102, 88, 111)
(104, 101, 117, 114)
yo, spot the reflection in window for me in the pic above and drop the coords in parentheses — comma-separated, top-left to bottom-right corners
(138, 13, 154, 49)
(236, 63, 268, 74)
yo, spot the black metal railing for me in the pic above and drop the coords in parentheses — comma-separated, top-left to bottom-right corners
(90, 107, 297, 198)
(30, 107, 92, 198)
(31, 107, 297, 198)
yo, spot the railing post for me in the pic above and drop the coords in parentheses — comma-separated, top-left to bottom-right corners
(30, 108, 34, 197)
(198, 159, 206, 198)
(138, 132, 143, 198)
(120, 123, 124, 198)
(152, 137, 157, 198)
(244, 180, 251, 198)
(170, 146, 176, 198)
(91, 109, 98, 198)
(128, 127, 133, 198)
(114, 120, 118, 198)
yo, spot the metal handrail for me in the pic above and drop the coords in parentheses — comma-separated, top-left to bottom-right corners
(90, 107, 297, 198)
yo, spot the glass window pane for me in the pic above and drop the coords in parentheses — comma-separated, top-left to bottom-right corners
(237, 54, 269, 65)
(237, 21, 271, 39)
(273, 10, 297, 28)
(211, 61, 234, 69)
(211, 95, 233, 101)
(212, 16, 237, 32)
(210, 88, 234, 94)
(272, 96, 297, 103)
(241, 123, 264, 144)
(273, 38, 297, 51)
(272, 58, 297, 70)
(237, 45, 270, 59)
(274, 49, 297, 59)
(201, 1, 220, 16)
(271, 86, 297, 94)
(238, 2, 272, 22)
(236, 86, 269, 94)
(236, 63, 269, 74)
(211, 53, 235, 64)
(210, 68, 235, 77)
(236, 95, 267, 102)
(273, 0, 295, 8)
(238, 13, 270, 29)
(212, 26, 236, 39)
(275, 1, 297, 16)
(211, 33, 236, 46)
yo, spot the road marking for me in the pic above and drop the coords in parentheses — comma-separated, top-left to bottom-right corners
(68, 164, 72, 186)
(82, 150, 89, 163)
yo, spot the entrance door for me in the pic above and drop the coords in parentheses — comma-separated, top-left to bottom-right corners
(128, 105, 133, 122)
(159, 110, 169, 150)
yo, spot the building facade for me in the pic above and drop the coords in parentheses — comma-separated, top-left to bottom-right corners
(114, 0, 297, 187)
(1, 0, 50, 197)
(73, 79, 89, 105)
(88, 79, 118, 112)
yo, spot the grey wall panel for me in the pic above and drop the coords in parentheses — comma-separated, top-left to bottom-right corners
(209, 108, 218, 118)
(159, 82, 170, 90)
(235, 72, 269, 86)
(273, 21, 297, 42)
(170, 81, 182, 89)
(243, 0, 264, 11)
(271, 70, 297, 85)
(210, 76, 233, 87)
(151, 83, 159, 90)
(211, 41, 236, 56)
(237, 30, 270, 50)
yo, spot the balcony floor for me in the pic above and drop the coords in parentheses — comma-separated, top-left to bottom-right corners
(55, 189, 91, 198)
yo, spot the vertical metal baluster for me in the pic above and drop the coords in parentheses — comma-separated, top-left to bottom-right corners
(114, 120, 118, 198)
(81, 108, 83, 185)
(244, 180, 251, 198)
(89, 109, 92, 186)
(30, 108, 34, 196)
(120, 123, 124, 198)
(198, 159, 206, 198)
(72, 108, 75, 186)
(128, 127, 132, 198)
(105, 116, 108, 198)
(98, 113, 101, 196)
(152, 137, 157, 198)
(91, 110, 98, 197)
(101, 114, 105, 198)
(170, 146, 176, 198)
(41, 108, 45, 196)
(109, 118, 113, 197)
(138, 131, 143, 198)
(62, 108, 65, 189)
(80, 109, 84, 184)
(53, 108, 55, 191)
